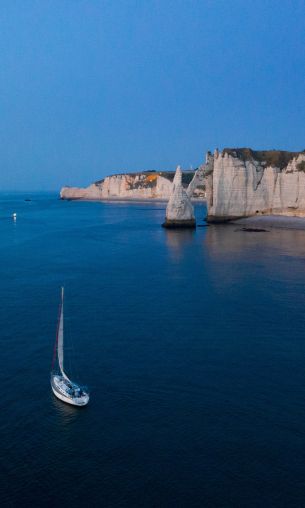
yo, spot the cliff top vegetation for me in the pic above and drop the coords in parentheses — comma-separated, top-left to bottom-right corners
(223, 148, 305, 170)
(95, 170, 195, 186)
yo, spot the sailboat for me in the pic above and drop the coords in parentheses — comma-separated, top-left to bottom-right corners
(51, 287, 89, 406)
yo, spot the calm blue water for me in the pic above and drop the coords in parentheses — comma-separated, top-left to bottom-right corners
(1, 193, 305, 507)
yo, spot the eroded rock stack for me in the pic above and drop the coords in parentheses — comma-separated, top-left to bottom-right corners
(162, 166, 196, 228)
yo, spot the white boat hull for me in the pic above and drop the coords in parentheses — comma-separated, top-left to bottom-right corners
(51, 375, 89, 407)
(51, 385, 89, 406)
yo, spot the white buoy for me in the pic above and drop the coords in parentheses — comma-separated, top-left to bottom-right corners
(12, 212, 17, 221)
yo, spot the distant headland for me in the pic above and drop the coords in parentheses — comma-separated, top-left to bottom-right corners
(60, 170, 205, 201)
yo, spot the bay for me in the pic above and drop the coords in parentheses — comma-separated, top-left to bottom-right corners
(1, 194, 305, 507)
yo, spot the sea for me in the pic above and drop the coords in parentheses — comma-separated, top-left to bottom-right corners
(1, 192, 305, 507)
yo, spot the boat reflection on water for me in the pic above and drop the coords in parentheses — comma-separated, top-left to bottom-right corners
(165, 229, 196, 261)
(51, 394, 81, 425)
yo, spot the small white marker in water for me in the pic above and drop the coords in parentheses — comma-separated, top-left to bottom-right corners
(12, 212, 17, 221)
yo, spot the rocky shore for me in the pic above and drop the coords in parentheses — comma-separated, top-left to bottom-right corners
(233, 215, 305, 230)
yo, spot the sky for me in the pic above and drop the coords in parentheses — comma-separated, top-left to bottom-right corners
(0, 0, 305, 191)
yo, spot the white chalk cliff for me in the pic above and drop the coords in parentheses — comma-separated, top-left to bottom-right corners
(205, 148, 305, 221)
(60, 170, 204, 201)
(163, 166, 196, 228)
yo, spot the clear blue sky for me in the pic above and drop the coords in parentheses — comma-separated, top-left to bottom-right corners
(1, 0, 304, 190)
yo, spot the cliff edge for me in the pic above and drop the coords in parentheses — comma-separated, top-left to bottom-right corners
(205, 148, 305, 222)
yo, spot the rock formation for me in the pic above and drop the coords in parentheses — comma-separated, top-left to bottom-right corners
(205, 148, 305, 222)
(60, 170, 204, 201)
(187, 159, 208, 198)
(162, 166, 196, 228)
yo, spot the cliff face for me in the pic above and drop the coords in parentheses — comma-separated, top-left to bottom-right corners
(61, 170, 204, 200)
(206, 148, 305, 221)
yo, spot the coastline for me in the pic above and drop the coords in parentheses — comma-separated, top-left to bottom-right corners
(61, 196, 305, 229)
(62, 196, 206, 204)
